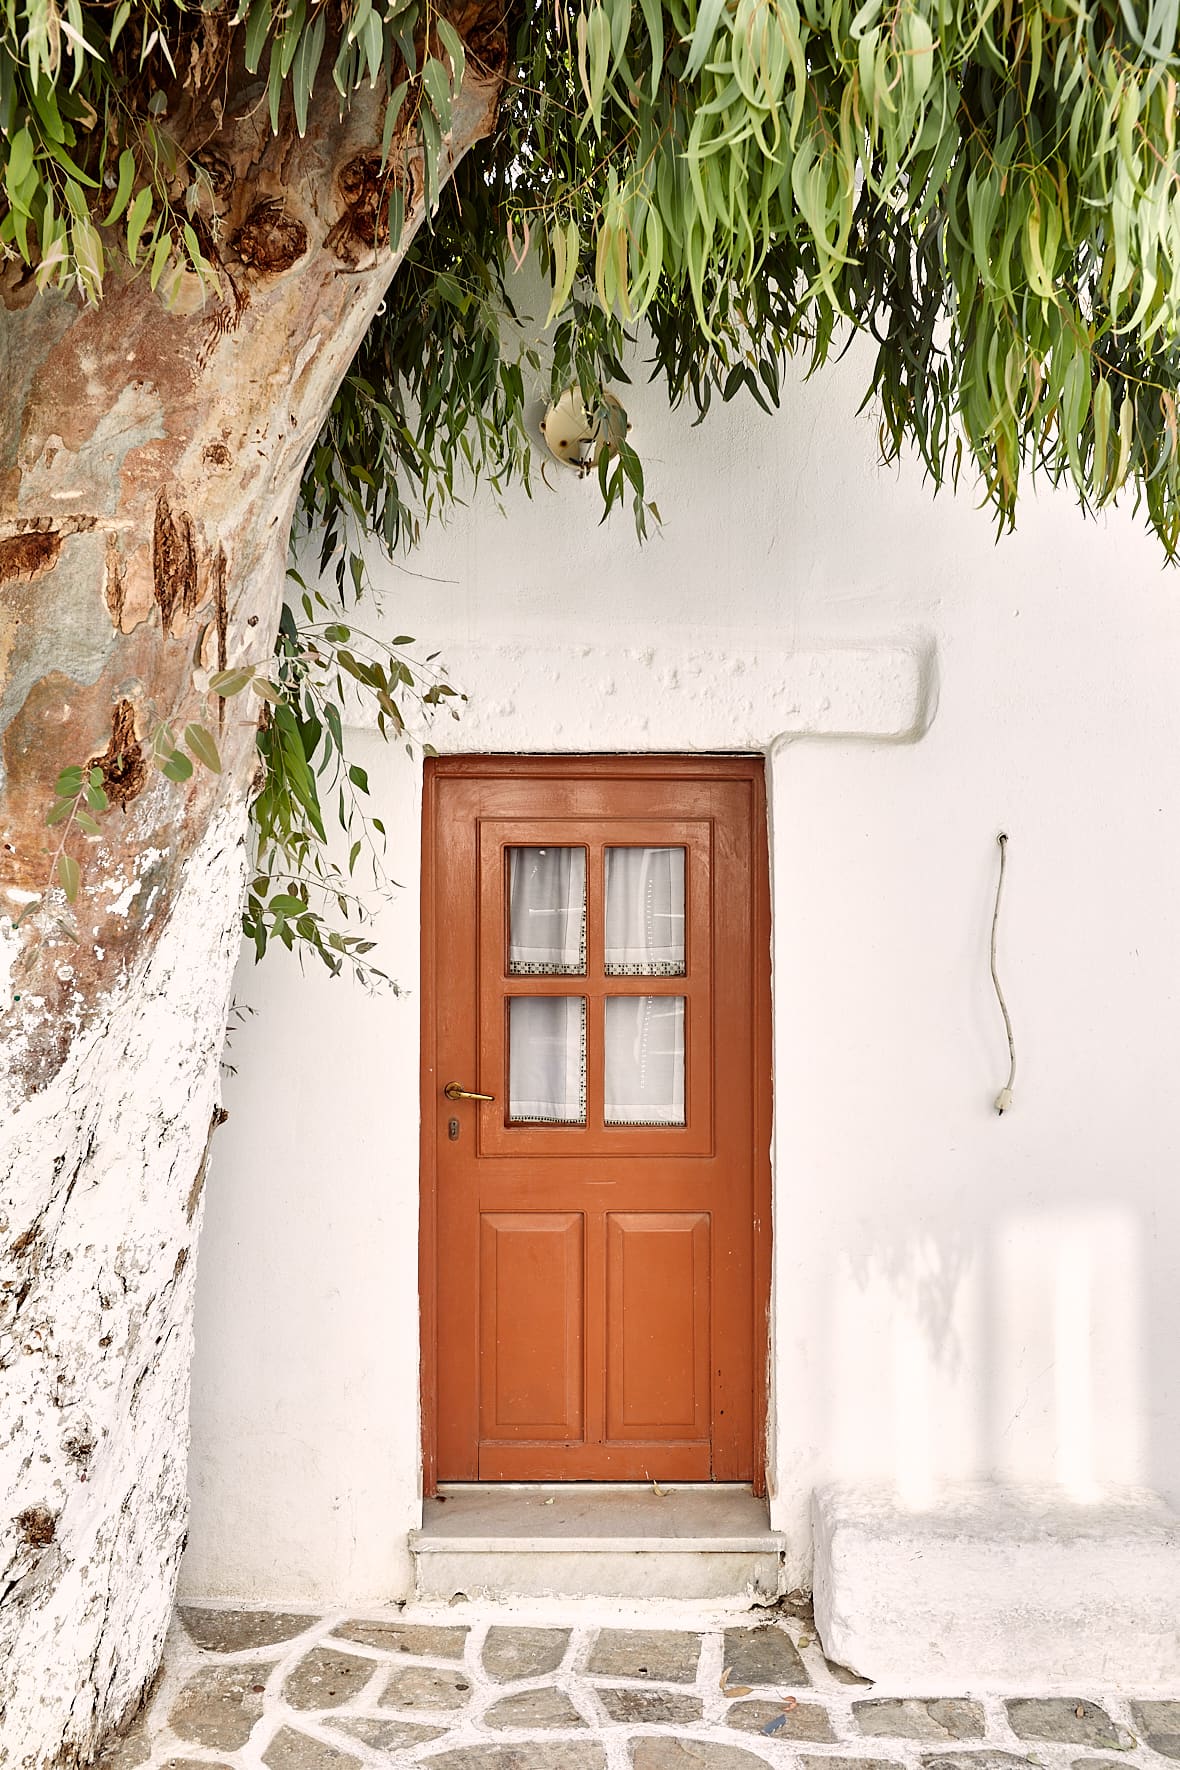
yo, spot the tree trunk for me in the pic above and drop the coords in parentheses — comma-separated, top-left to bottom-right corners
(0, 19, 503, 1764)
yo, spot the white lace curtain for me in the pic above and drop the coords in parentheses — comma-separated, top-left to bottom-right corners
(507, 847, 685, 1125)
(507, 846, 586, 974)
(603, 846, 686, 973)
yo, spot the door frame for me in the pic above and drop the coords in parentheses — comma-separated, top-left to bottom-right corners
(419, 753, 773, 1497)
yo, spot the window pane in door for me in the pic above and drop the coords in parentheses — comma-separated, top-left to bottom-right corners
(604, 847, 686, 975)
(508, 848, 586, 974)
(509, 997, 587, 1123)
(604, 996, 686, 1126)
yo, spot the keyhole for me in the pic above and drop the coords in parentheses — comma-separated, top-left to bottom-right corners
(448, 1117, 460, 1141)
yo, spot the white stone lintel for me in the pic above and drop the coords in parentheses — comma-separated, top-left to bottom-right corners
(813, 1480, 1180, 1693)
(373, 633, 938, 750)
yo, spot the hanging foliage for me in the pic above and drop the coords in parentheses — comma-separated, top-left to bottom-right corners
(4, 0, 1180, 972)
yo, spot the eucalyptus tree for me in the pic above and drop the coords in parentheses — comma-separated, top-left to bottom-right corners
(3, 0, 1180, 1760)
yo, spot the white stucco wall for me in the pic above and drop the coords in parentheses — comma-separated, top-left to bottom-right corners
(182, 328, 1180, 1603)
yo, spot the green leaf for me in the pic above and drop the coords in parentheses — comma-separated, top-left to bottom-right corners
(423, 55, 453, 127)
(584, 4, 612, 132)
(209, 666, 256, 695)
(149, 233, 172, 290)
(291, 6, 326, 137)
(684, 0, 726, 80)
(102, 149, 136, 228)
(125, 186, 153, 264)
(161, 750, 194, 783)
(637, 0, 664, 93)
(435, 17, 466, 91)
(184, 723, 223, 772)
(7, 126, 35, 194)
(58, 854, 81, 901)
(243, 0, 273, 72)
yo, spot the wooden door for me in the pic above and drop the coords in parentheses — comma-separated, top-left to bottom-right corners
(422, 757, 770, 1486)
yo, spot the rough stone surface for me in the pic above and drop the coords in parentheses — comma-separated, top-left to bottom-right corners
(262, 1727, 360, 1768)
(800, 1759, 898, 1770)
(483, 1625, 571, 1681)
(283, 1645, 375, 1710)
(484, 1686, 587, 1729)
(1006, 1701, 1129, 1748)
(631, 1742, 773, 1769)
(1073, 1762, 1144, 1770)
(167, 1662, 269, 1751)
(826, 1656, 873, 1686)
(380, 1661, 473, 1709)
(722, 1624, 809, 1687)
(326, 1715, 448, 1749)
(597, 1687, 704, 1724)
(178, 1608, 313, 1654)
(333, 1619, 469, 1657)
(92, 1717, 152, 1769)
(781, 1590, 816, 1623)
(425, 1749, 605, 1769)
(854, 1700, 986, 1740)
(1131, 1702, 1180, 1759)
(726, 1700, 837, 1741)
(922, 1757, 1036, 1770)
(587, 1630, 702, 1683)
(113, 1601, 1179, 1770)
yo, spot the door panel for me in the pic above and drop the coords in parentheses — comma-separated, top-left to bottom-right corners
(605, 1212, 710, 1441)
(479, 1213, 583, 1440)
(424, 757, 770, 1486)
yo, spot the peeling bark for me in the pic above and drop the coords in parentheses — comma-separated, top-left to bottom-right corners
(87, 702, 147, 810)
(0, 15, 504, 1764)
(0, 533, 63, 586)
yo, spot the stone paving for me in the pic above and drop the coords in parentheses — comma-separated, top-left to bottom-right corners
(94, 1599, 1180, 1770)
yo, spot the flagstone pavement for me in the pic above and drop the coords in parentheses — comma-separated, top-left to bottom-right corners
(95, 1596, 1180, 1770)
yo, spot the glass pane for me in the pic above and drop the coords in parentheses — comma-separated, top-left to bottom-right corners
(509, 997, 587, 1124)
(508, 847, 586, 975)
(604, 847, 686, 975)
(604, 996, 686, 1126)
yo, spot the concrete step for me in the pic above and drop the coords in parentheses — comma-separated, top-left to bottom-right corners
(813, 1481, 1180, 1691)
(411, 1483, 787, 1603)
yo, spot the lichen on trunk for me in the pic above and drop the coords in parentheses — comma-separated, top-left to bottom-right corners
(0, 15, 503, 1762)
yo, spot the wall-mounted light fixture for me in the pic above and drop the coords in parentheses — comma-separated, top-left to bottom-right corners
(540, 386, 628, 476)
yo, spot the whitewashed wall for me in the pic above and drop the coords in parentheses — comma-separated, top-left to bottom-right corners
(181, 328, 1180, 1603)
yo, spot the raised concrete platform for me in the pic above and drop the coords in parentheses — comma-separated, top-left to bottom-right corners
(813, 1481, 1180, 1693)
(411, 1483, 787, 1603)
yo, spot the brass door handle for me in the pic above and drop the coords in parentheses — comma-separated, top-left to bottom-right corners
(444, 1081, 496, 1102)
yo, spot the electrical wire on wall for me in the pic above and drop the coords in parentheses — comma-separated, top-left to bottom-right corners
(991, 832, 1016, 1114)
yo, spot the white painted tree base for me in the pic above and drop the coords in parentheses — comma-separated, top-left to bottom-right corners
(0, 803, 249, 1768)
(813, 1481, 1180, 1692)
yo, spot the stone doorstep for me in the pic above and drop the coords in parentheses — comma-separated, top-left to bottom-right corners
(415, 1484, 786, 1548)
(413, 1549, 786, 1604)
(412, 1484, 787, 1603)
(813, 1481, 1180, 1692)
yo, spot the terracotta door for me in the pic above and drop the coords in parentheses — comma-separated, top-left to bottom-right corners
(423, 756, 770, 1484)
